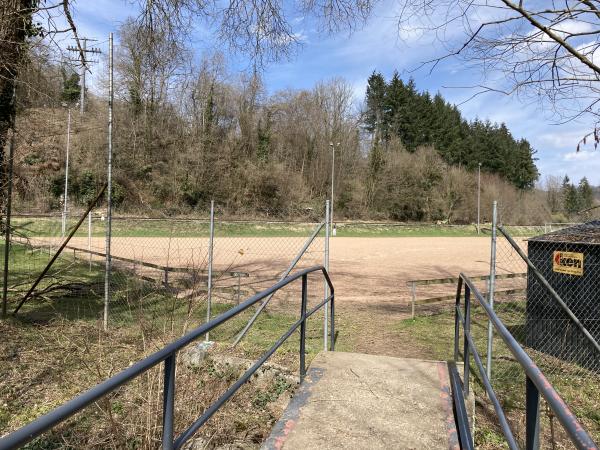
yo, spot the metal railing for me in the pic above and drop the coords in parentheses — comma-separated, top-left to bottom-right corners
(0, 265, 334, 450)
(453, 273, 598, 450)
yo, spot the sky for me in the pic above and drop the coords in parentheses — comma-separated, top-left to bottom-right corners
(66, 0, 600, 186)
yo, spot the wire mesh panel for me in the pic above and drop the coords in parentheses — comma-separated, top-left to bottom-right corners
(476, 216, 600, 447)
(1, 205, 329, 445)
(6, 204, 329, 333)
(5, 212, 105, 321)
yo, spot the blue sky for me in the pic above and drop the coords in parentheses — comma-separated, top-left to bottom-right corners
(68, 0, 600, 186)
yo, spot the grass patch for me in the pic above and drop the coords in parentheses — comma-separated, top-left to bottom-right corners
(389, 305, 600, 448)
(1, 241, 340, 448)
(10, 217, 507, 238)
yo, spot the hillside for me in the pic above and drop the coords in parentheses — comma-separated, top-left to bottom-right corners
(10, 56, 548, 224)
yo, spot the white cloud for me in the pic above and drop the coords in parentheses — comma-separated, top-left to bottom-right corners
(564, 150, 597, 161)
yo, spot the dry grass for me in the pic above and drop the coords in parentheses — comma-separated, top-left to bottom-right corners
(0, 315, 310, 449)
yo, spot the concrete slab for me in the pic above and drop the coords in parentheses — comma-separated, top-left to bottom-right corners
(262, 352, 459, 450)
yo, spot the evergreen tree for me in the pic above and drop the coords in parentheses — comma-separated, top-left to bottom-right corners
(364, 72, 388, 142)
(366, 142, 385, 207)
(562, 176, 580, 215)
(61, 71, 81, 104)
(578, 177, 594, 211)
(362, 71, 539, 189)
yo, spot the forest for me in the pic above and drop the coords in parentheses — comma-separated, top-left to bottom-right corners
(7, 21, 573, 225)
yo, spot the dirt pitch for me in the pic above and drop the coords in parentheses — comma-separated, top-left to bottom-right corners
(55, 235, 502, 306)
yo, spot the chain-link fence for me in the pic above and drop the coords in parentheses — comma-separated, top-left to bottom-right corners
(1, 203, 330, 444)
(4, 206, 327, 327)
(464, 206, 600, 447)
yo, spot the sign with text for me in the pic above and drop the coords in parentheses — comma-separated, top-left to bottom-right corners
(553, 251, 584, 276)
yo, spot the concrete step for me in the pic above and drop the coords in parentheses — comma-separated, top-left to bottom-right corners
(262, 352, 459, 450)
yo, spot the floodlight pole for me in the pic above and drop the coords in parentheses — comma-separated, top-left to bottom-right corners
(477, 162, 482, 235)
(61, 108, 71, 238)
(103, 33, 113, 332)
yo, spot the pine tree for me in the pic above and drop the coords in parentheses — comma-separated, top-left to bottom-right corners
(361, 70, 539, 189)
(562, 176, 580, 215)
(364, 72, 387, 141)
(578, 177, 594, 211)
(385, 72, 405, 141)
(366, 142, 385, 207)
(61, 71, 80, 104)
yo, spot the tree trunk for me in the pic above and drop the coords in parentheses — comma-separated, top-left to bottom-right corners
(0, 1, 34, 215)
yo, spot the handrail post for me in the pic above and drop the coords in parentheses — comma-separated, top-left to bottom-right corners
(330, 292, 335, 351)
(300, 274, 308, 382)
(454, 277, 463, 361)
(162, 354, 176, 450)
(525, 376, 540, 450)
(463, 284, 471, 396)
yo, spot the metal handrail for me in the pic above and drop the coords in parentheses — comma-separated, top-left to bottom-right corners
(447, 361, 473, 450)
(454, 273, 597, 450)
(0, 265, 334, 450)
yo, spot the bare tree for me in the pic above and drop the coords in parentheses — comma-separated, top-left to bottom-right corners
(0, 0, 91, 223)
(396, 1, 600, 133)
(1, 0, 376, 215)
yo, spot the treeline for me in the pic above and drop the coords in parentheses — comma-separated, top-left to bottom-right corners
(545, 176, 595, 221)
(11, 22, 549, 223)
(364, 72, 539, 189)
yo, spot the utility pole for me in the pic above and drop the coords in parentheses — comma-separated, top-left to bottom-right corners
(67, 38, 101, 114)
(477, 162, 482, 235)
(61, 108, 71, 237)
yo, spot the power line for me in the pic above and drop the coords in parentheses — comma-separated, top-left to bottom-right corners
(66, 37, 102, 114)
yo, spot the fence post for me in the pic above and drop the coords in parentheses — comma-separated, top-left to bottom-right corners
(205, 200, 214, 342)
(525, 376, 540, 450)
(2, 135, 15, 319)
(300, 274, 308, 382)
(323, 200, 330, 351)
(103, 32, 113, 332)
(88, 212, 92, 271)
(463, 284, 471, 396)
(236, 273, 241, 305)
(486, 201, 497, 380)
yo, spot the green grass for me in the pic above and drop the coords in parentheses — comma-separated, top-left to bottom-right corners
(13, 217, 321, 238)
(390, 305, 600, 447)
(12, 216, 497, 238)
(1, 240, 338, 447)
(3, 242, 329, 363)
(335, 223, 482, 237)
